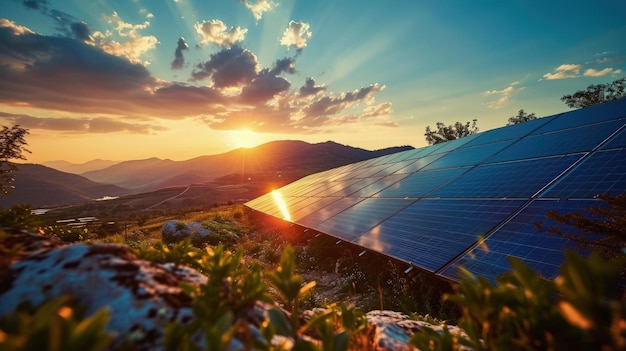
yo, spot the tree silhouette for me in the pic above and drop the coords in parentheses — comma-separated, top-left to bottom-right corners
(424, 119, 478, 145)
(0, 125, 30, 194)
(507, 109, 537, 125)
(561, 77, 626, 109)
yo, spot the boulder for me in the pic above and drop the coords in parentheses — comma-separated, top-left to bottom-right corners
(0, 231, 206, 350)
(161, 220, 211, 245)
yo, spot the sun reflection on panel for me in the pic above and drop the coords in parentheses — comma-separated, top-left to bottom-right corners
(272, 190, 291, 221)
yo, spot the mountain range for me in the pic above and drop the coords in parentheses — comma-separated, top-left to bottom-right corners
(1, 140, 413, 208)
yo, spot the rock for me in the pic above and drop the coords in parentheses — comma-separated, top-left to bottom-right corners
(0, 232, 206, 351)
(365, 310, 470, 351)
(161, 220, 212, 245)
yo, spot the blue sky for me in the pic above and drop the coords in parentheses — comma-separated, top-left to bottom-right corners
(1, 0, 625, 163)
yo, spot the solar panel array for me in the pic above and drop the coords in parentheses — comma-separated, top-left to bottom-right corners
(245, 98, 626, 282)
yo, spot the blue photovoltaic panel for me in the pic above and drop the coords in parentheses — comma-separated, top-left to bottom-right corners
(290, 197, 344, 222)
(299, 178, 364, 197)
(426, 134, 480, 155)
(532, 98, 626, 134)
(352, 174, 411, 198)
(487, 120, 624, 163)
(423, 140, 514, 170)
(462, 115, 555, 147)
(244, 99, 626, 283)
(376, 168, 468, 198)
(354, 199, 524, 271)
(541, 149, 626, 199)
(430, 155, 582, 198)
(392, 153, 447, 174)
(315, 198, 416, 241)
(297, 197, 364, 228)
(600, 125, 626, 150)
(327, 177, 384, 197)
(439, 199, 600, 282)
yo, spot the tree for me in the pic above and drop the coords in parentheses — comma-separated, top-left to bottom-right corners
(561, 77, 626, 109)
(424, 119, 478, 145)
(506, 109, 537, 125)
(0, 125, 30, 194)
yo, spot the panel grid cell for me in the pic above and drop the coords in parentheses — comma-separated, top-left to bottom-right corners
(439, 199, 601, 282)
(315, 198, 416, 241)
(488, 120, 623, 163)
(377, 168, 468, 198)
(430, 155, 582, 198)
(423, 140, 514, 170)
(541, 149, 626, 198)
(355, 199, 524, 271)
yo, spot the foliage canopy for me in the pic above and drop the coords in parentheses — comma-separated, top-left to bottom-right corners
(561, 77, 626, 109)
(424, 119, 478, 145)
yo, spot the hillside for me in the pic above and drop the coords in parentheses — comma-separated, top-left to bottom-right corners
(0, 164, 131, 208)
(81, 140, 413, 192)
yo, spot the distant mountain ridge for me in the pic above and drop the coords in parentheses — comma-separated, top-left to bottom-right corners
(42, 159, 119, 174)
(0, 164, 130, 208)
(81, 140, 414, 192)
(3, 140, 412, 208)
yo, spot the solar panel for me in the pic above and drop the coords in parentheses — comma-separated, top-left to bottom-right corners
(541, 149, 626, 199)
(245, 98, 626, 283)
(354, 199, 524, 271)
(439, 199, 600, 282)
(315, 198, 416, 241)
(487, 120, 624, 163)
(429, 155, 582, 198)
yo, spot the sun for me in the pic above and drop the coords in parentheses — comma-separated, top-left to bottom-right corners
(229, 129, 262, 149)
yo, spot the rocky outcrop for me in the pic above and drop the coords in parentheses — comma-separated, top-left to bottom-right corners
(0, 231, 465, 350)
(0, 231, 205, 350)
(161, 220, 211, 244)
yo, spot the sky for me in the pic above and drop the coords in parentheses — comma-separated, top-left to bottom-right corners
(1, 0, 625, 164)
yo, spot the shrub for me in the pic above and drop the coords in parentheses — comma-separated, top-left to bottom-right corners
(410, 251, 626, 350)
(0, 295, 112, 351)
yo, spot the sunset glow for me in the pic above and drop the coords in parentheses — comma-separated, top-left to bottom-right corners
(1, 1, 625, 164)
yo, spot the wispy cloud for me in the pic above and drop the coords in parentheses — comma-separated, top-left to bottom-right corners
(583, 67, 623, 77)
(239, 0, 277, 21)
(542, 64, 581, 80)
(482, 81, 520, 109)
(0, 112, 166, 134)
(280, 21, 312, 51)
(194, 19, 247, 47)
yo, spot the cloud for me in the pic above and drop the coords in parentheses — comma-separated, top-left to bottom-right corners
(240, 58, 296, 104)
(303, 83, 385, 119)
(0, 19, 394, 135)
(583, 67, 623, 77)
(482, 81, 520, 109)
(0, 112, 166, 133)
(17, 0, 95, 42)
(0, 19, 33, 35)
(299, 77, 326, 97)
(191, 46, 259, 88)
(0, 25, 226, 118)
(90, 12, 158, 64)
(239, 0, 277, 21)
(171, 37, 189, 70)
(280, 21, 312, 50)
(194, 19, 247, 47)
(542, 64, 581, 80)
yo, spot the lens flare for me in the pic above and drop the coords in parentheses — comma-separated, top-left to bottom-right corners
(271, 190, 291, 221)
